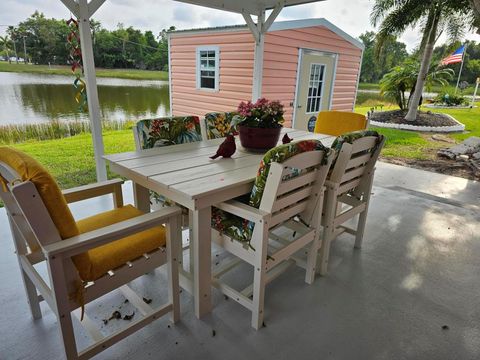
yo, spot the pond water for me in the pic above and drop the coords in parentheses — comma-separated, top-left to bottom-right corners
(0, 72, 170, 125)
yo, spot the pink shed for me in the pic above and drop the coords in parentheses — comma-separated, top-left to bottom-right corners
(168, 18, 364, 130)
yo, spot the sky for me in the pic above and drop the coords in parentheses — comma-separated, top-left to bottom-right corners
(1, 0, 479, 52)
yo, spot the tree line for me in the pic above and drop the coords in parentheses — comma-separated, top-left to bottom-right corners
(1, 11, 173, 71)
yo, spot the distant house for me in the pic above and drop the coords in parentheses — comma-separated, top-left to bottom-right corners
(168, 18, 364, 130)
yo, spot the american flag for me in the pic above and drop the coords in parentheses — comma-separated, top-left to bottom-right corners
(440, 45, 465, 66)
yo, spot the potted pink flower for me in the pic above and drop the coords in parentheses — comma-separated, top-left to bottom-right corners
(231, 98, 285, 150)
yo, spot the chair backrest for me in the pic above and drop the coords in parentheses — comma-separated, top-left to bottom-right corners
(204, 112, 238, 140)
(314, 111, 367, 136)
(0, 147, 79, 252)
(133, 116, 202, 150)
(249, 140, 334, 228)
(328, 130, 385, 196)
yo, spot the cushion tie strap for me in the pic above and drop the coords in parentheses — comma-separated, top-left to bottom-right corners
(70, 279, 86, 321)
(0, 174, 8, 192)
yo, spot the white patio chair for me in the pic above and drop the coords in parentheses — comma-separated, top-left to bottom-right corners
(210, 140, 334, 329)
(318, 131, 385, 275)
(0, 147, 181, 360)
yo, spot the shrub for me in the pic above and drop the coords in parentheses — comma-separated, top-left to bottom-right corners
(434, 92, 467, 106)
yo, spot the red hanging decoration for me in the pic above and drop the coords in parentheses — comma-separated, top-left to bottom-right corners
(66, 17, 88, 112)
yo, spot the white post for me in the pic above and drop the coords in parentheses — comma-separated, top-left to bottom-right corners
(243, 5, 283, 102)
(471, 77, 479, 108)
(77, 0, 107, 181)
(252, 11, 265, 102)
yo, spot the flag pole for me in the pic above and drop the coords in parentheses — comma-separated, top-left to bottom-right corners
(455, 43, 467, 94)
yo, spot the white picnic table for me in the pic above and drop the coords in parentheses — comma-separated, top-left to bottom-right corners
(104, 127, 335, 318)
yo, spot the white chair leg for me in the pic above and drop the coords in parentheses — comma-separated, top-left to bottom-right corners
(305, 239, 319, 284)
(319, 227, 334, 276)
(166, 215, 181, 323)
(354, 209, 368, 249)
(21, 268, 42, 319)
(48, 257, 79, 360)
(251, 226, 268, 330)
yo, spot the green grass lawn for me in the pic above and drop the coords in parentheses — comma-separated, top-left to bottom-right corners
(11, 130, 136, 189)
(355, 104, 480, 160)
(0, 62, 169, 81)
(0, 103, 477, 207)
(359, 82, 475, 95)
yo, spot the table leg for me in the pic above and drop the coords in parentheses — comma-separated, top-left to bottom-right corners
(133, 182, 150, 213)
(192, 206, 212, 318)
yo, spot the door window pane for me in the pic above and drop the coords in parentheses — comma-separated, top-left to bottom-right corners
(306, 64, 325, 113)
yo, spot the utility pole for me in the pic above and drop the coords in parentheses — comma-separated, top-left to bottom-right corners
(23, 36, 27, 64)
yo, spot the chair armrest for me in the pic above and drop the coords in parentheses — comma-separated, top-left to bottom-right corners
(215, 200, 271, 223)
(62, 178, 124, 206)
(42, 205, 182, 259)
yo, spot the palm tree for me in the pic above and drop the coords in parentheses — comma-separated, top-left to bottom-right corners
(0, 36, 12, 63)
(380, 59, 454, 109)
(372, 0, 474, 121)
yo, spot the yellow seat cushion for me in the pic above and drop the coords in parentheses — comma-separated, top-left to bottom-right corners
(0, 147, 79, 251)
(313, 111, 367, 136)
(73, 205, 166, 281)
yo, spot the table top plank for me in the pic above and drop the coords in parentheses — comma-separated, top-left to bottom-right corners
(105, 130, 336, 202)
(150, 154, 263, 187)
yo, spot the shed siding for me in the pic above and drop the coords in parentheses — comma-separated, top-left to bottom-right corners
(170, 31, 254, 118)
(263, 27, 362, 127)
(170, 24, 362, 128)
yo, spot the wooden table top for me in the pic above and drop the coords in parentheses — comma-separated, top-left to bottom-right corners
(104, 128, 335, 204)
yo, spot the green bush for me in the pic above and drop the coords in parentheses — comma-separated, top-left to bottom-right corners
(434, 92, 467, 106)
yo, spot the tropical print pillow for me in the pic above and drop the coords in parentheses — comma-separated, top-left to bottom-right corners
(211, 140, 331, 246)
(135, 116, 202, 207)
(249, 140, 331, 208)
(204, 112, 238, 140)
(136, 116, 202, 150)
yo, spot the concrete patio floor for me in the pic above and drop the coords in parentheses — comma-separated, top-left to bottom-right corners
(1, 162, 479, 360)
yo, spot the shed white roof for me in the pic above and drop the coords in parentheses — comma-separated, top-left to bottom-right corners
(174, 0, 325, 15)
(169, 18, 364, 50)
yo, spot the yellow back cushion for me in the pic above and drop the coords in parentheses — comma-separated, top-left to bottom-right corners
(0, 147, 80, 243)
(314, 111, 367, 136)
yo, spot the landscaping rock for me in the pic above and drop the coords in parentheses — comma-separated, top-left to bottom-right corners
(437, 137, 480, 160)
(431, 134, 455, 143)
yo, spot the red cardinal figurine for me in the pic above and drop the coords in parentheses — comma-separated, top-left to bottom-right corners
(210, 135, 236, 159)
(282, 133, 293, 144)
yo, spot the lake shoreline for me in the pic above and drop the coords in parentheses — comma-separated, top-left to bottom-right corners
(0, 62, 168, 81)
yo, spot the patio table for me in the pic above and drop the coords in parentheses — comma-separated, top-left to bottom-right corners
(104, 128, 335, 318)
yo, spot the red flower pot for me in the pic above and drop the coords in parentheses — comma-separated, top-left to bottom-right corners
(238, 125, 282, 150)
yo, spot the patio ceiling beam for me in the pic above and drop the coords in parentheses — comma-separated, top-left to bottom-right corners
(88, 0, 107, 16)
(59, 0, 79, 17)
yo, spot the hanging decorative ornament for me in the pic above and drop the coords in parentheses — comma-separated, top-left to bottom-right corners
(66, 17, 88, 112)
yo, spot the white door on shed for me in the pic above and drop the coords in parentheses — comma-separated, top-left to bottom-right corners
(294, 49, 337, 131)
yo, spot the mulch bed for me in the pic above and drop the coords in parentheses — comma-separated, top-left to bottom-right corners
(369, 110, 457, 127)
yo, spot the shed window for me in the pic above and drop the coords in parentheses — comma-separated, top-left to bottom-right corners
(306, 63, 325, 113)
(196, 47, 219, 91)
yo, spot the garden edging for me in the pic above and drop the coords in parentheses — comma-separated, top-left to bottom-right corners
(369, 113, 465, 133)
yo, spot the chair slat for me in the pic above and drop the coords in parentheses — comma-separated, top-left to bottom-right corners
(341, 165, 368, 184)
(281, 151, 326, 170)
(272, 185, 314, 212)
(351, 136, 378, 154)
(277, 171, 317, 196)
(346, 152, 372, 170)
(270, 200, 308, 228)
(338, 177, 362, 195)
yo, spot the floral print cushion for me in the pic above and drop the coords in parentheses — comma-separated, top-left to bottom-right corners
(135, 116, 202, 208)
(136, 116, 202, 150)
(211, 205, 254, 245)
(249, 140, 331, 209)
(211, 140, 331, 246)
(204, 112, 238, 140)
